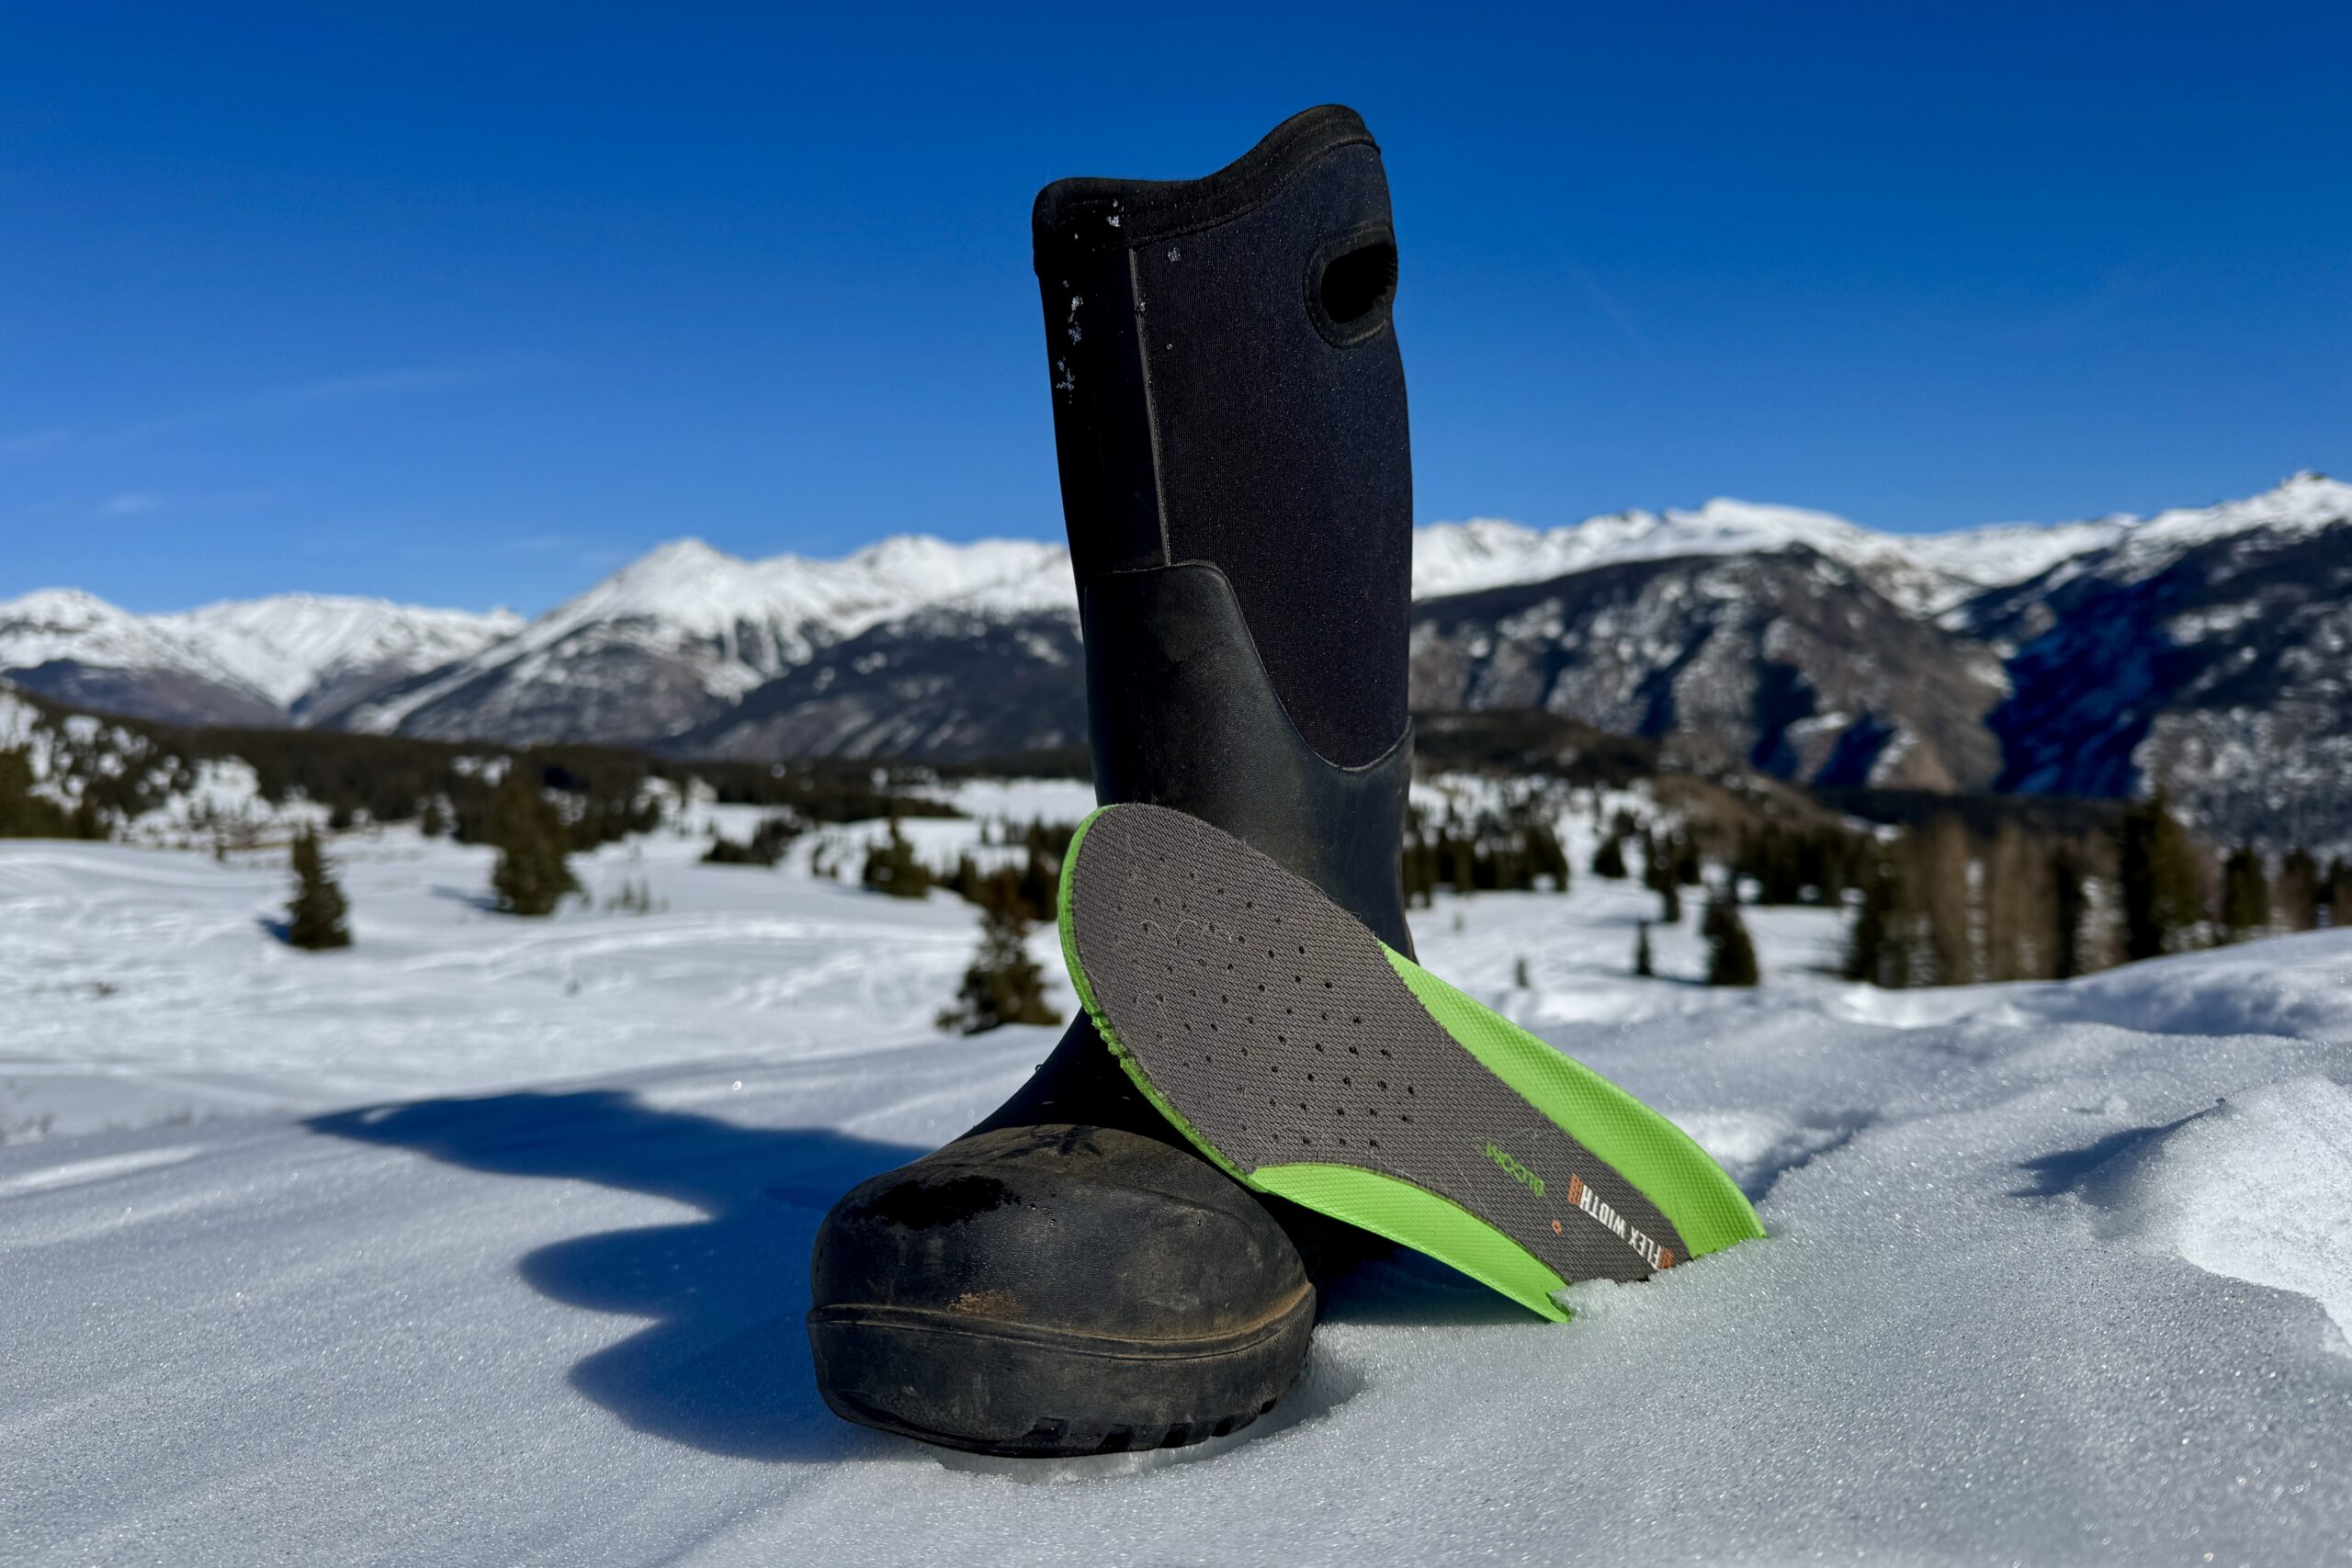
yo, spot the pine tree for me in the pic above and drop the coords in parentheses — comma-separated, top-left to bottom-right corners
(2324, 858, 2352, 930)
(1702, 888, 1759, 987)
(2051, 844, 2089, 979)
(1015, 841, 1058, 920)
(1736, 827, 1813, 907)
(944, 852, 985, 904)
(703, 814, 799, 866)
(859, 815, 933, 900)
(418, 795, 450, 839)
(1525, 821, 1570, 892)
(1983, 822, 2054, 982)
(1844, 858, 1893, 985)
(2275, 848, 2320, 932)
(284, 824, 351, 950)
(1400, 835, 1439, 908)
(1634, 920, 1655, 978)
(1446, 836, 1477, 897)
(488, 770, 578, 917)
(2217, 846, 2270, 942)
(0, 749, 73, 839)
(937, 901, 1062, 1035)
(2116, 794, 2203, 960)
(1917, 817, 1975, 986)
(1591, 833, 1628, 879)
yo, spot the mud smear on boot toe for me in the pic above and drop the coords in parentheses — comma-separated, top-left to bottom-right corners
(861, 1174, 1017, 1229)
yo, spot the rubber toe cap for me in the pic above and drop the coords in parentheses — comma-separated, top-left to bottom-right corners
(808, 1124, 1314, 1454)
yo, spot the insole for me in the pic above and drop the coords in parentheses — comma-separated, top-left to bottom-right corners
(1058, 803, 1765, 1320)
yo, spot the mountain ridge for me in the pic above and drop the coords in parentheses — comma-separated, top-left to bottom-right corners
(6, 473, 2346, 845)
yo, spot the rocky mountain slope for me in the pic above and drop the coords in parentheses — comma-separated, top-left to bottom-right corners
(7, 474, 2346, 842)
(1962, 472, 2352, 846)
(1406, 547, 2010, 792)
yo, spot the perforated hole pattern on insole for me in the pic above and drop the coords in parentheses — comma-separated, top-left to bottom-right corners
(1070, 805, 1686, 1285)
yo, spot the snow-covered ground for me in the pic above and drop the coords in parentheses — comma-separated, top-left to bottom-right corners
(6, 785, 2350, 1565)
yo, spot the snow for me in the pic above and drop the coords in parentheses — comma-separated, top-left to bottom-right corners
(0, 684, 41, 748)
(6, 784, 2351, 1563)
(2094, 1076, 2352, 1343)
(1900, 515, 2132, 595)
(2107, 469, 2352, 582)
(547, 536, 1079, 643)
(1411, 500, 1905, 600)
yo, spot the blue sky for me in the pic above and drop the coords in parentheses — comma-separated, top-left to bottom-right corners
(4, 2, 2346, 614)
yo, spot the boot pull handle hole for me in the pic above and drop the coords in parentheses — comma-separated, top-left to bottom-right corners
(1320, 240, 1396, 324)
(1307, 229, 1396, 345)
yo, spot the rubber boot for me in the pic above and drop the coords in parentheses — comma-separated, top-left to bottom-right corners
(807, 105, 1414, 1458)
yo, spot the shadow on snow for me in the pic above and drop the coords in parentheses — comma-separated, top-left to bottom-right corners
(309, 1089, 921, 1463)
(2009, 1105, 2216, 1201)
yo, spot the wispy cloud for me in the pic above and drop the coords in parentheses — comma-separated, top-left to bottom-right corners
(300, 528, 628, 577)
(2, 360, 524, 460)
(1555, 256, 1664, 367)
(254, 366, 498, 407)
(482, 534, 594, 557)
(0, 426, 76, 457)
(91, 485, 289, 521)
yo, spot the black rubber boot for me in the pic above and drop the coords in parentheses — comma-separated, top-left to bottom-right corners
(808, 105, 1414, 1459)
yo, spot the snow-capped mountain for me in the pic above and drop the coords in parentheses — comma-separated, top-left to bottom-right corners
(7, 474, 2346, 841)
(1412, 501, 1961, 613)
(1, 588, 285, 726)
(335, 535, 1075, 744)
(317, 496, 2146, 756)
(0, 588, 520, 728)
(1404, 473, 2352, 834)
(1413, 497, 2140, 617)
(155, 595, 526, 717)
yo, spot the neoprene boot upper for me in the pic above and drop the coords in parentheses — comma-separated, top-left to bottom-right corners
(1035, 102, 1412, 788)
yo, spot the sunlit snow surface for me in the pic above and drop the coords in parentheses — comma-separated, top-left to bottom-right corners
(6, 785, 2351, 1565)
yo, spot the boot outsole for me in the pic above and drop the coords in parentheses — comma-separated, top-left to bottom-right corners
(808, 1283, 1314, 1458)
(1060, 804, 1767, 1320)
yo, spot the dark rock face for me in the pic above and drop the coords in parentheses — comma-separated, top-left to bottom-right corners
(1971, 525, 2352, 847)
(673, 610, 1089, 762)
(1407, 549, 2009, 793)
(355, 635, 740, 749)
(1, 660, 286, 729)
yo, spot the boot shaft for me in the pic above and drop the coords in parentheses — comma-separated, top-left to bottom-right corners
(1033, 105, 1412, 773)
